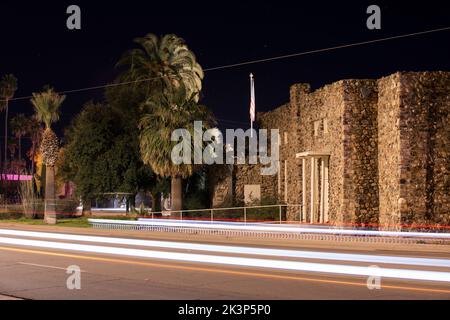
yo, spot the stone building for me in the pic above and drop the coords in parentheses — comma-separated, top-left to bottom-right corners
(211, 71, 450, 227)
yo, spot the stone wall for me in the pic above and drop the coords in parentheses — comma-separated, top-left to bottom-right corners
(209, 71, 449, 227)
(295, 81, 346, 223)
(341, 80, 379, 224)
(378, 72, 450, 226)
(377, 73, 402, 226)
(258, 101, 301, 203)
(292, 80, 379, 224)
(208, 165, 233, 208)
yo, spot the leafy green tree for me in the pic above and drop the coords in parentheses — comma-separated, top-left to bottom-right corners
(30, 87, 65, 224)
(105, 79, 169, 213)
(59, 102, 153, 215)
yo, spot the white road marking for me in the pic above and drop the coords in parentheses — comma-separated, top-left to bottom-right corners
(18, 262, 85, 272)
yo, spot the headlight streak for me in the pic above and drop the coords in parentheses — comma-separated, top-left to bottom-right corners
(1, 236, 450, 283)
(0, 229, 449, 268)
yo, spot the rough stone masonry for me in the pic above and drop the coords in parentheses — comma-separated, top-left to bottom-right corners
(210, 71, 450, 228)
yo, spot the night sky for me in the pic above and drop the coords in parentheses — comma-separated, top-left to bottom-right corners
(1, 1, 449, 138)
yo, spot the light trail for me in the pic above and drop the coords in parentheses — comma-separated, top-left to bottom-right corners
(2, 246, 450, 295)
(1, 229, 449, 268)
(1, 236, 450, 283)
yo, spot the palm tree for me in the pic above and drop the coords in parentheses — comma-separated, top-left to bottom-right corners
(119, 33, 206, 212)
(30, 87, 65, 224)
(10, 114, 28, 165)
(0, 74, 18, 202)
(117, 33, 204, 101)
(11, 114, 29, 181)
(0, 74, 18, 168)
(139, 89, 214, 211)
(7, 138, 17, 163)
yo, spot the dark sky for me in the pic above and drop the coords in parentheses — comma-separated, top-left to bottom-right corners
(1, 0, 449, 136)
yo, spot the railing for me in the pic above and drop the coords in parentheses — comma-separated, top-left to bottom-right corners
(88, 218, 450, 244)
(142, 204, 303, 224)
(0, 199, 80, 219)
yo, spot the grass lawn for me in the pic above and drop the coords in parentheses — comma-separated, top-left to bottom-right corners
(0, 216, 139, 228)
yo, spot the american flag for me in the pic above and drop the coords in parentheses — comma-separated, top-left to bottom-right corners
(249, 73, 255, 123)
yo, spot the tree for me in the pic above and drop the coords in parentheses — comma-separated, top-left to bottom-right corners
(139, 88, 214, 211)
(116, 33, 204, 101)
(106, 75, 167, 212)
(30, 87, 65, 224)
(0, 74, 18, 170)
(118, 33, 209, 211)
(59, 102, 153, 216)
(0, 74, 18, 203)
(10, 113, 29, 170)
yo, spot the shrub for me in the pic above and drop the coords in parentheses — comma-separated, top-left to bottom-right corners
(19, 180, 39, 219)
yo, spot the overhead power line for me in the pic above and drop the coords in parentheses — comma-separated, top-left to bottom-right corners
(203, 26, 450, 71)
(2, 25, 450, 103)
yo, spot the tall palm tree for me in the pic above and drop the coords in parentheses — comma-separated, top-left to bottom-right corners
(117, 33, 204, 101)
(10, 113, 28, 164)
(11, 113, 29, 180)
(139, 88, 214, 211)
(7, 138, 17, 163)
(119, 33, 206, 211)
(30, 87, 65, 224)
(0, 74, 18, 202)
(0, 74, 18, 169)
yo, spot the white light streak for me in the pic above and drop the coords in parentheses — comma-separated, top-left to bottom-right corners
(1, 236, 449, 283)
(1, 229, 449, 268)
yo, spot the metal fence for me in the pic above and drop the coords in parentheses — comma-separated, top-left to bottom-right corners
(141, 204, 303, 224)
(0, 199, 80, 219)
(88, 218, 450, 245)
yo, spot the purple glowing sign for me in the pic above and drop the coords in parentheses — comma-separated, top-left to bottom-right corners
(0, 174, 32, 181)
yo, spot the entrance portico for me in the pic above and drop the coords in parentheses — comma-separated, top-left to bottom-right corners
(296, 151, 330, 224)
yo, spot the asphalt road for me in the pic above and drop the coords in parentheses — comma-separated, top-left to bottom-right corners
(0, 225, 449, 300)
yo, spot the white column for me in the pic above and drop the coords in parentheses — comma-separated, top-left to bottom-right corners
(324, 157, 329, 223)
(277, 160, 281, 196)
(284, 160, 288, 203)
(310, 157, 315, 223)
(302, 158, 306, 222)
(314, 157, 319, 223)
(319, 157, 325, 223)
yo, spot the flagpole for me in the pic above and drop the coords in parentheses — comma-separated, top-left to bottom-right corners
(250, 73, 254, 138)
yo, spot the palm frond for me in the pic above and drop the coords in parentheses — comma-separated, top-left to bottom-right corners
(30, 87, 65, 128)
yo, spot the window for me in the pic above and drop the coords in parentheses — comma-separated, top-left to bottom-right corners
(313, 120, 321, 137)
(313, 119, 328, 136)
